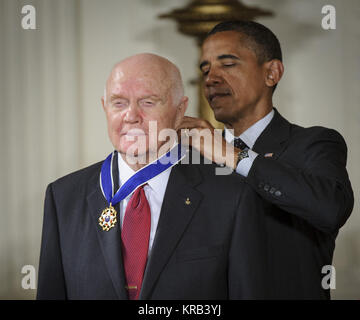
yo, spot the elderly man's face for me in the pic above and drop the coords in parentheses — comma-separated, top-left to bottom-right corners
(102, 60, 185, 160)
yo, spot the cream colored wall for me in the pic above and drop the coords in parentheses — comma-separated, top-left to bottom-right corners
(0, 0, 82, 299)
(0, 0, 358, 299)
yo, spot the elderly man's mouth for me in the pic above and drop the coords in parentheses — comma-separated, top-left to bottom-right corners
(122, 129, 147, 136)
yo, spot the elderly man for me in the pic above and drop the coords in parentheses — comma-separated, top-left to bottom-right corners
(37, 53, 268, 300)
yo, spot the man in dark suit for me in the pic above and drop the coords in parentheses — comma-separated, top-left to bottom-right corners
(37, 53, 269, 299)
(177, 21, 354, 299)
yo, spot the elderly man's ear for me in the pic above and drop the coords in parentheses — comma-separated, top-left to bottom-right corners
(101, 96, 106, 110)
(175, 96, 189, 127)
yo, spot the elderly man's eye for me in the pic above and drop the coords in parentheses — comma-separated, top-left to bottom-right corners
(112, 100, 127, 108)
(141, 100, 155, 107)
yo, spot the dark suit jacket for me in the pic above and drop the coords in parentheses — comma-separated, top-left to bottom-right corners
(245, 108, 354, 299)
(37, 151, 269, 300)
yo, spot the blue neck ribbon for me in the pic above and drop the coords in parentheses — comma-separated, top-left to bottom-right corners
(100, 143, 186, 206)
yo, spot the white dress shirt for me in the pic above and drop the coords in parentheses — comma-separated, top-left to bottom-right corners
(117, 153, 172, 255)
(224, 109, 275, 177)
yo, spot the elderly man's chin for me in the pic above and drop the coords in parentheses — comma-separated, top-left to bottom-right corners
(114, 135, 176, 166)
(117, 141, 147, 157)
(115, 140, 157, 166)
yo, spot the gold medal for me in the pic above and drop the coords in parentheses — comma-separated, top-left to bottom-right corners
(98, 203, 117, 231)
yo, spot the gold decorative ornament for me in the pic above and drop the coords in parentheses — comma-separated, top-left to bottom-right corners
(99, 204, 117, 231)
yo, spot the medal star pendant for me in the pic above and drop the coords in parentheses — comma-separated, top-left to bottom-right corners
(99, 204, 117, 231)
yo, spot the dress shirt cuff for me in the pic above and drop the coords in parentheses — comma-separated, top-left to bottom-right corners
(235, 149, 258, 177)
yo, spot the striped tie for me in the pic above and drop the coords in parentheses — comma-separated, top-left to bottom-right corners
(233, 137, 249, 150)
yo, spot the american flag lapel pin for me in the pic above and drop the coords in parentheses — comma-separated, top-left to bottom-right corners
(264, 153, 274, 158)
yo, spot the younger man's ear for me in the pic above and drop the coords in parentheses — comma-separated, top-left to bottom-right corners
(265, 59, 284, 88)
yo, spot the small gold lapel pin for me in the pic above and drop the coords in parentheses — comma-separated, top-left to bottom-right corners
(185, 198, 191, 205)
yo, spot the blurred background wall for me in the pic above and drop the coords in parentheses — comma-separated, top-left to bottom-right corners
(0, 0, 359, 299)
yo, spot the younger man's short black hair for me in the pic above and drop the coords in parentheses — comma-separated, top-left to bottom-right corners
(206, 20, 283, 65)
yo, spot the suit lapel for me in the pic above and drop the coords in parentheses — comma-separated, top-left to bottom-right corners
(253, 108, 291, 159)
(86, 163, 128, 300)
(139, 160, 203, 299)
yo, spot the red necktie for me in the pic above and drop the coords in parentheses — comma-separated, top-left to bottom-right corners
(121, 185, 151, 300)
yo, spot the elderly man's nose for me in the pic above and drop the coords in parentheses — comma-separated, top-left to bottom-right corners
(124, 103, 141, 122)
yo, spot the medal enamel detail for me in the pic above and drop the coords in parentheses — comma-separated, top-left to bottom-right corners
(98, 204, 117, 231)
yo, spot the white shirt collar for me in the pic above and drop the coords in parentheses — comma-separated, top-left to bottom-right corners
(117, 152, 172, 200)
(224, 109, 274, 148)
